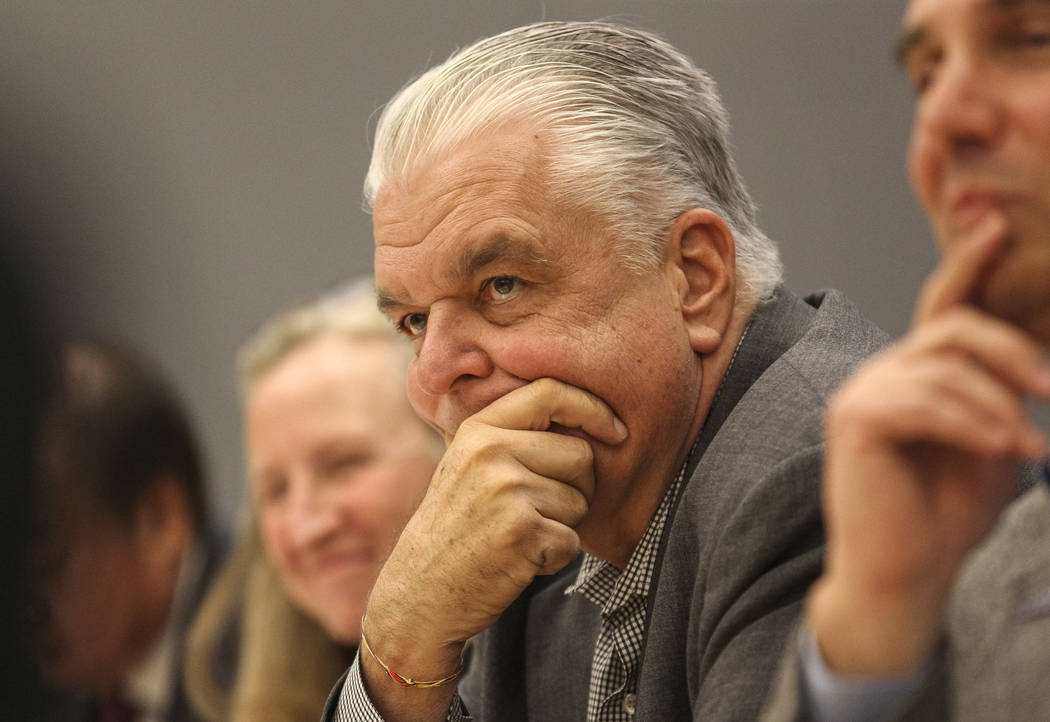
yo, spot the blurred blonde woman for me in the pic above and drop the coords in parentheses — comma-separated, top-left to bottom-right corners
(185, 277, 442, 722)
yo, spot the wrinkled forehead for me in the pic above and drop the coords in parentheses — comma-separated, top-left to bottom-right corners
(903, 0, 1050, 31)
(372, 129, 556, 265)
(898, 0, 1050, 76)
(373, 123, 552, 234)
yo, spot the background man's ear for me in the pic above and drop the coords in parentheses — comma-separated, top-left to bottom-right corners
(667, 208, 736, 354)
(135, 475, 193, 581)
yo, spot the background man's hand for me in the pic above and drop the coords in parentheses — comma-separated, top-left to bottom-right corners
(808, 214, 1050, 675)
(359, 378, 627, 718)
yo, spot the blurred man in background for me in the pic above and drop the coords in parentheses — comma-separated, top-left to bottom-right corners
(763, 0, 1050, 719)
(30, 341, 224, 722)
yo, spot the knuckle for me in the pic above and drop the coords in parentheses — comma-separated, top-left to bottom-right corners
(937, 308, 971, 336)
(533, 528, 580, 573)
(567, 434, 593, 464)
(504, 505, 543, 542)
(532, 376, 562, 400)
(490, 514, 530, 556)
(568, 491, 589, 523)
(930, 307, 985, 346)
(457, 414, 482, 434)
(473, 437, 509, 465)
(455, 426, 511, 464)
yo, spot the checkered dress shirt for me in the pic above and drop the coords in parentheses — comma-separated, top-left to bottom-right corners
(565, 456, 688, 721)
(332, 453, 690, 722)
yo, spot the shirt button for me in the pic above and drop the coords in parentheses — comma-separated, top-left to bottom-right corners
(623, 692, 637, 716)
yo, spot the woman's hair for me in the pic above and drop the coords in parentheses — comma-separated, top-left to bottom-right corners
(185, 276, 417, 722)
(237, 275, 409, 394)
(185, 531, 353, 722)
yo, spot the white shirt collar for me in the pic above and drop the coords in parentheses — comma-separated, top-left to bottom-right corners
(124, 540, 205, 721)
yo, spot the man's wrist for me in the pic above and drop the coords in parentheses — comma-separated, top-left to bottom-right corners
(359, 610, 463, 700)
(806, 574, 946, 676)
(360, 622, 464, 689)
(798, 623, 936, 722)
(358, 636, 462, 722)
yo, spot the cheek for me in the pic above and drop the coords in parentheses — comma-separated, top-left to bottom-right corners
(54, 548, 113, 615)
(492, 331, 590, 384)
(46, 554, 129, 674)
(47, 578, 87, 647)
(257, 512, 293, 569)
(406, 362, 439, 423)
(907, 131, 940, 216)
(1016, 86, 1050, 147)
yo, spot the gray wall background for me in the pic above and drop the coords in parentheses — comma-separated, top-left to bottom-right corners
(1, 0, 929, 525)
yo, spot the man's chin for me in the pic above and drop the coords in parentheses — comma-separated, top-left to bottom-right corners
(977, 275, 1050, 348)
(1014, 310, 1050, 350)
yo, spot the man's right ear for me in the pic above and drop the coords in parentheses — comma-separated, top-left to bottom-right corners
(665, 208, 737, 355)
(134, 475, 193, 581)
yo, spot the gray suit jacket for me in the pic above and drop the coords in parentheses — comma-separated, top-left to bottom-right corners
(762, 482, 1050, 722)
(322, 286, 886, 721)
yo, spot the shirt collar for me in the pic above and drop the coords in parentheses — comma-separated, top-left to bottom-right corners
(124, 540, 204, 720)
(562, 302, 762, 618)
(566, 436, 697, 619)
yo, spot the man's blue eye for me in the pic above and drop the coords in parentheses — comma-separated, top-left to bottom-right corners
(400, 312, 428, 337)
(487, 276, 521, 301)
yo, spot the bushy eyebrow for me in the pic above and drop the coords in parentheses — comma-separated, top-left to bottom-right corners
(376, 236, 550, 314)
(895, 26, 924, 68)
(453, 236, 550, 281)
(375, 291, 402, 315)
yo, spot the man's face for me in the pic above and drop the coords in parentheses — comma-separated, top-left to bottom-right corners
(372, 128, 703, 536)
(247, 336, 439, 644)
(35, 500, 173, 693)
(903, 0, 1050, 341)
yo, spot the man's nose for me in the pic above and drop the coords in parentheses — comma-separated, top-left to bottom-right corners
(412, 304, 494, 398)
(914, 53, 1004, 157)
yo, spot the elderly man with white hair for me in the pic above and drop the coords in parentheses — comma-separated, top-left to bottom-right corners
(325, 21, 886, 722)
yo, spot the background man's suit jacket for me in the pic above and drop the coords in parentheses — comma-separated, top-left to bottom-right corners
(763, 482, 1050, 722)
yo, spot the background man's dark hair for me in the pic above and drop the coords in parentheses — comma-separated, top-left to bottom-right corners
(36, 340, 209, 532)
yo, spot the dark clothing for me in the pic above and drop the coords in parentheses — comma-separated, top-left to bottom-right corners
(39, 530, 228, 722)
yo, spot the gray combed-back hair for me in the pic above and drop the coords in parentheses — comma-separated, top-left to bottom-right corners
(365, 20, 782, 303)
